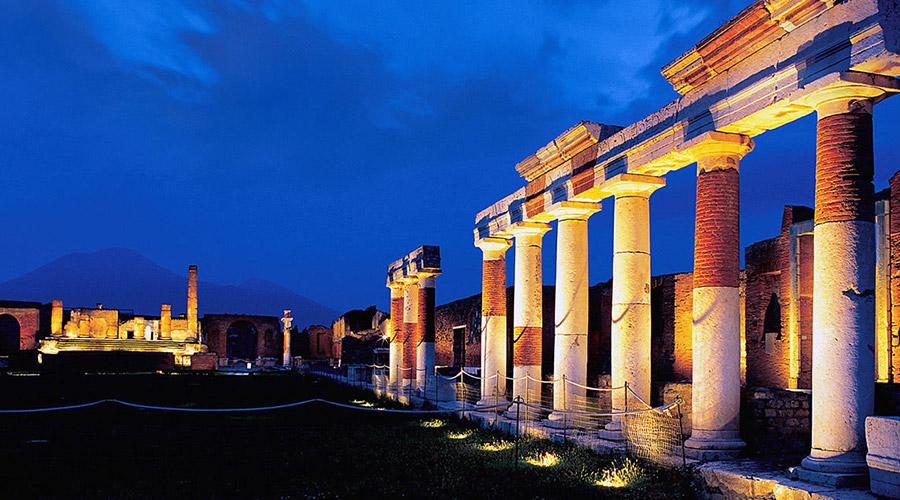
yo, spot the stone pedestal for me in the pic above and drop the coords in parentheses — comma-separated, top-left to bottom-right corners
(684, 133, 753, 461)
(799, 92, 877, 487)
(547, 202, 600, 424)
(506, 222, 550, 419)
(475, 237, 511, 408)
(603, 174, 664, 437)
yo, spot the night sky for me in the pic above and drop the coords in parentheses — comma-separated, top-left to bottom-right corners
(2, 1, 898, 315)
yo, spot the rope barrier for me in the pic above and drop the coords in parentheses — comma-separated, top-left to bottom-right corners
(0, 398, 511, 415)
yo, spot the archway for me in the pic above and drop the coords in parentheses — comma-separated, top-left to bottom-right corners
(226, 320, 258, 361)
(0, 314, 21, 354)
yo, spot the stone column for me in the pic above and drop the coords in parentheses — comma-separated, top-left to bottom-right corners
(281, 309, 293, 367)
(475, 237, 511, 407)
(401, 277, 419, 391)
(187, 265, 198, 340)
(417, 274, 438, 395)
(684, 133, 753, 460)
(388, 283, 404, 389)
(799, 91, 877, 486)
(548, 202, 600, 424)
(134, 317, 145, 340)
(51, 299, 63, 337)
(603, 174, 665, 438)
(159, 304, 172, 340)
(506, 222, 550, 418)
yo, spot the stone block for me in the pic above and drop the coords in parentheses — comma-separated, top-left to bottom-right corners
(866, 416, 900, 498)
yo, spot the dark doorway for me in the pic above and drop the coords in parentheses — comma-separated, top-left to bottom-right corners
(0, 314, 20, 354)
(226, 321, 258, 361)
(452, 326, 466, 369)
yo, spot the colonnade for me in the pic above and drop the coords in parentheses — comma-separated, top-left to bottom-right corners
(386, 246, 442, 397)
(472, 85, 884, 482)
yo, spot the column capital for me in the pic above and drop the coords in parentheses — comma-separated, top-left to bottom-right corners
(417, 272, 439, 287)
(386, 280, 405, 290)
(398, 276, 420, 286)
(475, 236, 512, 259)
(546, 201, 601, 221)
(685, 132, 753, 174)
(601, 173, 665, 198)
(507, 221, 551, 238)
(806, 73, 900, 118)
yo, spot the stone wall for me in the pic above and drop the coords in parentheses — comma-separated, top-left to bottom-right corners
(741, 387, 811, 457)
(202, 314, 282, 365)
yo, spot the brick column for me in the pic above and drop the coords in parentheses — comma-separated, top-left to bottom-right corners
(603, 174, 665, 438)
(416, 273, 438, 394)
(506, 222, 551, 419)
(890, 171, 900, 384)
(187, 265, 198, 340)
(401, 277, 419, 391)
(548, 201, 601, 424)
(160, 304, 172, 340)
(684, 133, 753, 460)
(281, 309, 293, 367)
(387, 283, 405, 389)
(799, 93, 876, 486)
(475, 237, 512, 407)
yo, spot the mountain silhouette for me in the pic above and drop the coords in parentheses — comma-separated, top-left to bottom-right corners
(0, 249, 337, 327)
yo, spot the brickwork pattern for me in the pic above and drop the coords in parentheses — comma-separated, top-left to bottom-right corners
(741, 387, 811, 456)
(390, 296, 403, 344)
(694, 167, 740, 288)
(0, 308, 39, 351)
(402, 321, 416, 371)
(481, 258, 506, 317)
(814, 112, 874, 224)
(512, 326, 541, 365)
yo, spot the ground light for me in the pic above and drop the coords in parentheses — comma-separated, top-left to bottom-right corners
(419, 419, 445, 428)
(594, 458, 644, 489)
(524, 451, 559, 467)
(476, 440, 513, 452)
(447, 430, 472, 440)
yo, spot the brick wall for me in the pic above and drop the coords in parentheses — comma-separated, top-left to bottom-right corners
(0, 307, 40, 351)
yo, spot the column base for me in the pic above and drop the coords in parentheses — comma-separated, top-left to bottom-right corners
(797, 453, 869, 488)
(545, 411, 574, 428)
(503, 401, 537, 421)
(476, 398, 509, 411)
(597, 419, 625, 440)
(684, 436, 746, 462)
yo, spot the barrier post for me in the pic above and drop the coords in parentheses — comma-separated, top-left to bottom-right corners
(514, 395, 522, 470)
(676, 397, 686, 467)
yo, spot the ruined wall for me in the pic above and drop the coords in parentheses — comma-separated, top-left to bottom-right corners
(744, 237, 789, 388)
(651, 273, 693, 382)
(202, 314, 282, 364)
(0, 306, 40, 350)
(741, 387, 811, 457)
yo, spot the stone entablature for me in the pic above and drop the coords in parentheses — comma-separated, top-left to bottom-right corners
(661, 0, 838, 95)
(475, 0, 899, 243)
(386, 245, 441, 285)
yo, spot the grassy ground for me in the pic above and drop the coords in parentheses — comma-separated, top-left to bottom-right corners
(0, 373, 699, 499)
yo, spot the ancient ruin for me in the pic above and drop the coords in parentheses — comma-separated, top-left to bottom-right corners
(464, 0, 899, 489)
(386, 246, 441, 397)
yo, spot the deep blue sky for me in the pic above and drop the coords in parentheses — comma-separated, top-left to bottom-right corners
(2, 1, 898, 315)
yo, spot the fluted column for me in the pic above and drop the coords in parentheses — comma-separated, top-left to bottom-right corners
(799, 90, 877, 486)
(684, 133, 753, 460)
(603, 174, 665, 437)
(476, 237, 512, 407)
(401, 277, 420, 391)
(416, 274, 438, 395)
(548, 201, 600, 424)
(505, 222, 550, 418)
(387, 283, 405, 390)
